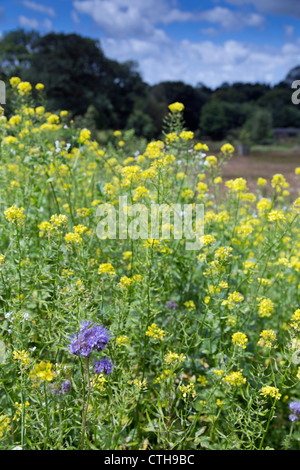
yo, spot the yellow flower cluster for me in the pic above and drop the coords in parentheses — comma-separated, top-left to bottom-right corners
(260, 386, 281, 400)
(91, 374, 107, 392)
(0, 414, 11, 438)
(223, 370, 246, 386)
(13, 350, 30, 366)
(98, 263, 115, 275)
(184, 300, 196, 311)
(221, 143, 235, 154)
(179, 383, 196, 399)
(13, 401, 30, 422)
(290, 309, 300, 330)
(29, 361, 55, 382)
(164, 351, 186, 365)
(17, 81, 32, 95)
(258, 298, 275, 318)
(271, 174, 289, 193)
(116, 335, 130, 347)
(146, 323, 165, 341)
(225, 178, 247, 193)
(79, 128, 91, 144)
(129, 378, 147, 391)
(4, 205, 26, 225)
(65, 232, 82, 245)
(168, 102, 184, 113)
(197, 375, 208, 387)
(222, 291, 244, 310)
(257, 329, 276, 348)
(232, 332, 248, 349)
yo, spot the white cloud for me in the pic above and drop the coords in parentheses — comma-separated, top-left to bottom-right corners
(101, 36, 300, 88)
(23, 1, 55, 18)
(199, 7, 264, 30)
(73, 0, 173, 37)
(73, 0, 264, 38)
(18, 15, 52, 30)
(19, 15, 39, 29)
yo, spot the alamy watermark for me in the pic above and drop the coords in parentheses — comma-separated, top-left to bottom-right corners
(291, 80, 300, 105)
(95, 196, 204, 250)
(0, 80, 6, 105)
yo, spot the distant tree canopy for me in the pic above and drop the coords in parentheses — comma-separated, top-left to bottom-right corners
(1, 29, 300, 140)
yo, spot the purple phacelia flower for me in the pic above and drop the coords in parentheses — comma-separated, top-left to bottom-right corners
(69, 321, 109, 357)
(61, 380, 71, 394)
(52, 380, 71, 397)
(94, 358, 114, 375)
(289, 414, 299, 422)
(166, 300, 178, 310)
(289, 401, 300, 415)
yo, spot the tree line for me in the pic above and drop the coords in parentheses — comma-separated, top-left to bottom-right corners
(1, 29, 300, 142)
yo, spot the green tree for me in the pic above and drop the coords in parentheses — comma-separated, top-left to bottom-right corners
(243, 108, 273, 144)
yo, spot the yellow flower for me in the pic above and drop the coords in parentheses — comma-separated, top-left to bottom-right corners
(35, 83, 44, 91)
(8, 115, 22, 126)
(232, 332, 248, 349)
(50, 214, 68, 227)
(206, 156, 218, 167)
(146, 323, 165, 341)
(180, 130, 194, 140)
(98, 263, 115, 275)
(260, 386, 281, 400)
(290, 309, 300, 330)
(267, 210, 286, 223)
(194, 142, 209, 151)
(197, 375, 208, 387)
(166, 132, 179, 143)
(0, 414, 11, 438)
(91, 374, 107, 391)
(4, 205, 25, 225)
(17, 81, 32, 95)
(223, 370, 246, 386)
(79, 128, 91, 144)
(257, 329, 276, 348)
(74, 224, 88, 234)
(214, 176, 222, 184)
(257, 177, 267, 186)
(65, 232, 82, 244)
(258, 298, 274, 318)
(29, 361, 55, 382)
(47, 114, 60, 124)
(35, 106, 45, 115)
(13, 350, 30, 365)
(168, 102, 184, 113)
(164, 351, 186, 365)
(3, 136, 18, 145)
(10, 77, 21, 88)
(133, 186, 150, 201)
(226, 178, 247, 193)
(184, 300, 196, 311)
(220, 143, 234, 154)
(116, 335, 130, 347)
(179, 383, 196, 399)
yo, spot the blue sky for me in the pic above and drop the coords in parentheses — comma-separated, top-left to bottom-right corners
(0, 0, 300, 88)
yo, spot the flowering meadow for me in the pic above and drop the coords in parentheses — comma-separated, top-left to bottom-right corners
(0, 80, 300, 450)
